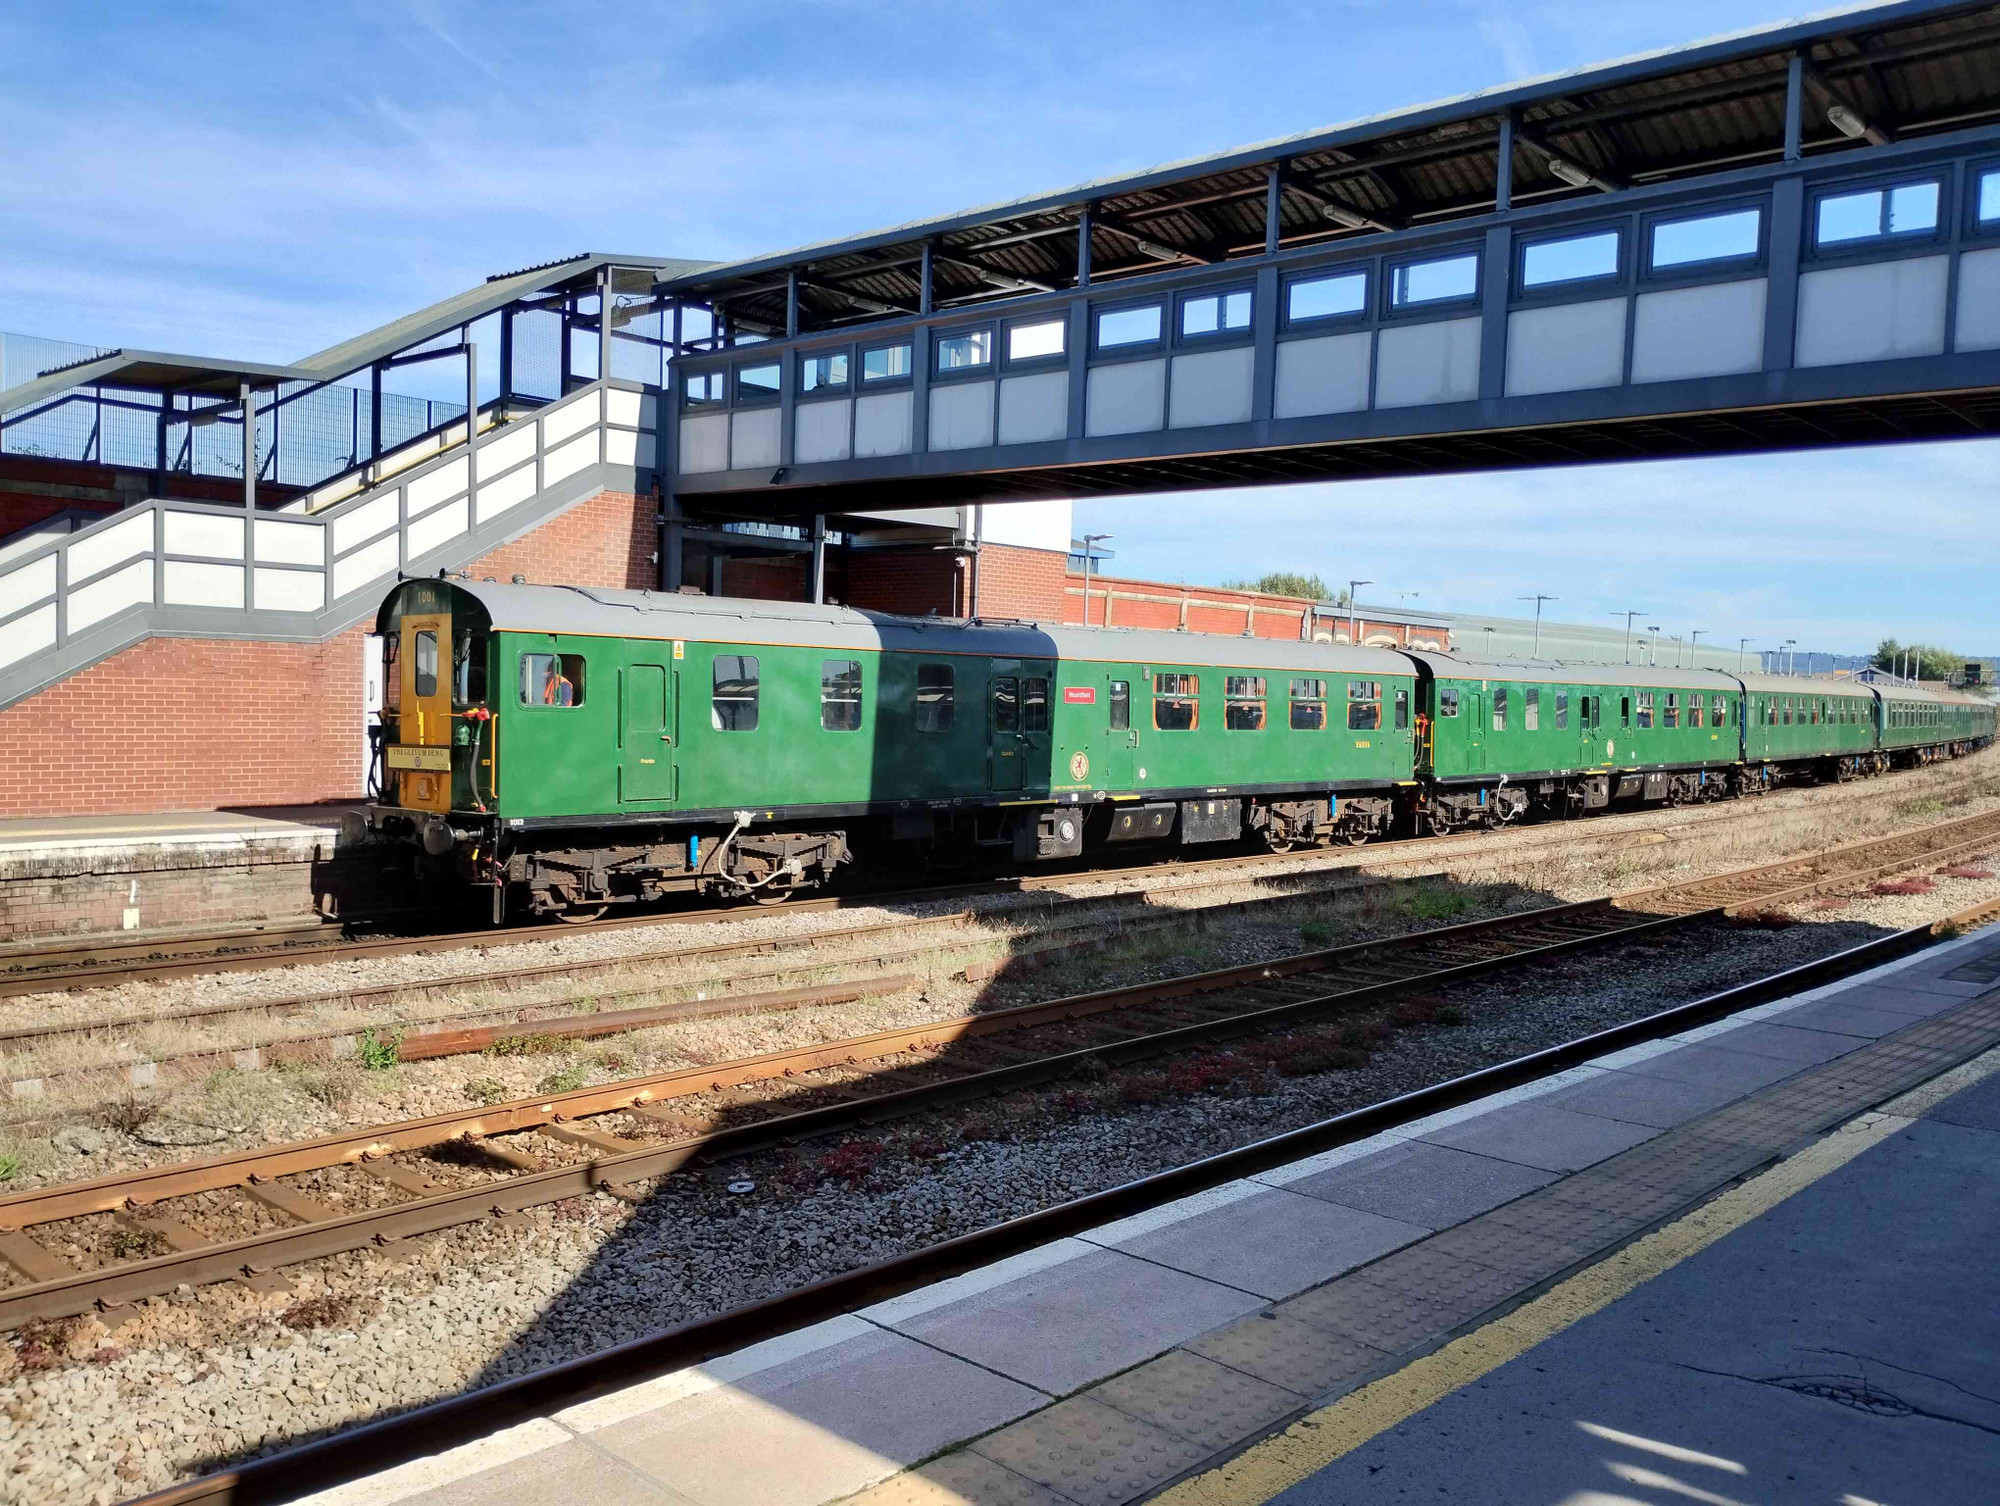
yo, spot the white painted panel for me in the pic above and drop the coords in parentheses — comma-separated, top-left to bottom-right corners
(997, 372, 1068, 445)
(475, 421, 537, 481)
(1796, 255, 1948, 368)
(164, 560, 245, 609)
(0, 603, 56, 670)
(1954, 246, 2000, 352)
(163, 511, 245, 561)
(1085, 359, 1166, 436)
(730, 408, 782, 469)
(332, 533, 400, 600)
(636, 433, 657, 470)
(67, 558, 153, 631)
(406, 497, 469, 559)
(475, 463, 539, 523)
(407, 455, 469, 514)
(1168, 346, 1255, 429)
(1630, 278, 1767, 384)
(255, 518, 323, 565)
(542, 389, 602, 446)
(605, 428, 639, 466)
(1275, 332, 1372, 418)
(542, 431, 598, 486)
(332, 492, 399, 554)
(678, 413, 729, 474)
(979, 498, 1072, 552)
(1374, 317, 1481, 408)
(795, 398, 852, 463)
(853, 392, 913, 457)
(0, 554, 57, 619)
(254, 567, 324, 613)
(67, 511, 153, 584)
(605, 388, 643, 428)
(1505, 297, 1627, 397)
(928, 381, 995, 451)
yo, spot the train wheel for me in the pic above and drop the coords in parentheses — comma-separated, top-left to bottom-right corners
(556, 904, 609, 924)
(752, 888, 795, 907)
(1337, 828, 1371, 847)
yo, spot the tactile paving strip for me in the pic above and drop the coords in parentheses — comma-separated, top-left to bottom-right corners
(874, 980, 2000, 1506)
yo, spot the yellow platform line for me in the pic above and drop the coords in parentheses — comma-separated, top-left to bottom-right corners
(1157, 1107, 1918, 1506)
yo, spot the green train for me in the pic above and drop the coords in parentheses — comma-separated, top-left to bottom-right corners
(356, 579, 1996, 920)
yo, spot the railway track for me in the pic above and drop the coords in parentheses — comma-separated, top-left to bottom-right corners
(3, 803, 1996, 1332)
(127, 897, 2000, 1506)
(5, 755, 1990, 997)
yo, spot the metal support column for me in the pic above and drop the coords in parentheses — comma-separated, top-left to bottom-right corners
(369, 362, 384, 475)
(1784, 53, 1804, 161)
(1477, 225, 1512, 400)
(1077, 205, 1093, 288)
(1764, 175, 1805, 371)
(785, 269, 800, 339)
(1495, 112, 1515, 212)
(660, 493, 682, 593)
(560, 296, 574, 393)
(1264, 166, 1282, 255)
(919, 241, 935, 316)
(240, 382, 256, 513)
(464, 340, 479, 519)
(599, 266, 614, 382)
(499, 305, 515, 403)
(810, 515, 827, 603)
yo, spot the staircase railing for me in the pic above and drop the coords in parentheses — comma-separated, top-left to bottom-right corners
(0, 379, 657, 711)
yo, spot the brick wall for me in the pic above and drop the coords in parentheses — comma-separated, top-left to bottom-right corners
(0, 455, 295, 542)
(844, 549, 966, 617)
(0, 486, 660, 819)
(974, 544, 1067, 621)
(1061, 570, 1451, 649)
(0, 627, 370, 818)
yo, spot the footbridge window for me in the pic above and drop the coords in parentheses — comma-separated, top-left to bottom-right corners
(1649, 205, 1762, 271)
(1180, 289, 1252, 339)
(1390, 252, 1477, 310)
(1095, 304, 1162, 351)
(1520, 229, 1620, 290)
(1286, 271, 1367, 326)
(1814, 178, 1940, 249)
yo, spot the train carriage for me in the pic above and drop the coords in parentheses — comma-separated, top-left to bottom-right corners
(1736, 672, 1879, 782)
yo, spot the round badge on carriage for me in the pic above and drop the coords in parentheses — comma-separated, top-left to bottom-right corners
(1070, 751, 1090, 781)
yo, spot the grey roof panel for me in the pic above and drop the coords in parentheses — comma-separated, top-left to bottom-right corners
(1401, 652, 1739, 691)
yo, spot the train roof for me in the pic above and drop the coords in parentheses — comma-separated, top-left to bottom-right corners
(1400, 653, 1734, 692)
(1732, 672, 1874, 697)
(388, 580, 1408, 672)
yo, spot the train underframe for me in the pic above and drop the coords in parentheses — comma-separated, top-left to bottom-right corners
(367, 732, 1990, 920)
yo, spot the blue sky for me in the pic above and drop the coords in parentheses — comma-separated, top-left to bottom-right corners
(2, 0, 1992, 655)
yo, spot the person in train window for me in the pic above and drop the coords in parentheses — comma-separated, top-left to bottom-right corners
(543, 659, 574, 706)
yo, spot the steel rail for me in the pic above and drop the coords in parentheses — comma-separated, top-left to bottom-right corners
(12, 753, 1984, 995)
(123, 909, 1982, 1506)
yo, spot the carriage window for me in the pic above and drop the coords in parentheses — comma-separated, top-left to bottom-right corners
(1349, 680, 1383, 731)
(711, 655, 760, 731)
(1023, 678, 1049, 733)
(413, 631, 439, 698)
(992, 677, 1020, 733)
(1587, 695, 1601, 730)
(1290, 677, 1326, 730)
(1440, 687, 1460, 718)
(1636, 692, 1654, 729)
(915, 663, 954, 733)
(1225, 675, 1267, 731)
(383, 636, 402, 713)
(1621, 696, 1632, 728)
(451, 630, 487, 707)
(821, 659, 862, 732)
(1714, 695, 1727, 728)
(519, 651, 584, 707)
(1155, 672, 1199, 731)
(1783, 698, 1793, 726)
(1664, 693, 1679, 729)
(1525, 688, 1540, 731)
(1690, 696, 1703, 728)
(1394, 688, 1409, 730)
(1109, 680, 1130, 731)
(1555, 691, 1569, 730)
(1492, 688, 1508, 732)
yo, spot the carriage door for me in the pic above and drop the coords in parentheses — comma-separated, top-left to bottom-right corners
(621, 663, 676, 804)
(989, 675, 1024, 791)
(397, 613, 452, 814)
(1465, 690, 1485, 772)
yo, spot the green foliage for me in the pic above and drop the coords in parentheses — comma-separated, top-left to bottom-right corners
(462, 1077, 508, 1106)
(1875, 638, 1978, 685)
(1398, 888, 1473, 922)
(355, 1027, 402, 1071)
(0, 1154, 18, 1182)
(1222, 573, 1340, 604)
(536, 1065, 586, 1094)
(1300, 919, 1337, 946)
(484, 1033, 571, 1057)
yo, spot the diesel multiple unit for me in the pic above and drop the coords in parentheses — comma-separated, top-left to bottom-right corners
(358, 580, 1995, 920)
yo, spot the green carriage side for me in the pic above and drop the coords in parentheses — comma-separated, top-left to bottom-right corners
(1736, 673, 1875, 773)
(1874, 682, 1998, 760)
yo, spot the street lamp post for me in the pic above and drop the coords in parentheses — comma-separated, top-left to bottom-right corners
(1689, 629, 1705, 666)
(1079, 534, 1112, 626)
(1518, 594, 1556, 659)
(1347, 580, 1372, 646)
(1783, 638, 1797, 675)
(1647, 626, 1661, 666)
(1615, 610, 1649, 664)
(1738, 637, 1752, 673)
(1670, 634, 1684, 668)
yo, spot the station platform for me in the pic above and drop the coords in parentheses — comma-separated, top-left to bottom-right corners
(0, 805, 360, 941)
(292, 926, 2000, 1506)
